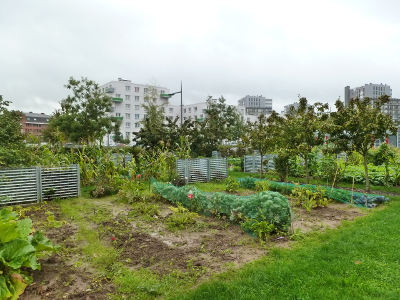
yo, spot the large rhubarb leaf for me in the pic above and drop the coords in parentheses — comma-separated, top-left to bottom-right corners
(0, 276, 13, 300)
(16, 219, 32, 238)
(30, 231, 59, 252)
(0, 221, 19, 244)
(0, 208, 17, 222)
(0, 239, 35, 269)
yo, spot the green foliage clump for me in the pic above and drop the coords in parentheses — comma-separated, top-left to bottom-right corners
(291, 185, 329, 212)
(255, 180, 270, 192)
(167, 204, 199, 231)
(117, 180, 147, 203)
(239, 177, 257, 189)
(152, 181, 291, 231)
(225, 177, 240, 193)
(0, 208, 59, 299)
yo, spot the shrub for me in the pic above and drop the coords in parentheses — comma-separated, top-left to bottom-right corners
(225, 177, 240, 193)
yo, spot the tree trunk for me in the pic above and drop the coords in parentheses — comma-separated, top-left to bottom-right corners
(363, 153, 370, 193)
(260, 152, 264, 179)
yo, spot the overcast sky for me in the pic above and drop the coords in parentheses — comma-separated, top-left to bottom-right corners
(2, 0, 400, 115)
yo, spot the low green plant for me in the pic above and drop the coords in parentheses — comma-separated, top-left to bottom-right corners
(0, 208, 59, 300)
(166, 204, 199, 231)
(239, 177, 257, 189)
(117, 180, 147, 203)
(241, 217, 276, 243)
(255, 180, 270, 192)
(291, 185, 329, 212)
(225, 177, 239, 193)
(130, 202, 160, 217)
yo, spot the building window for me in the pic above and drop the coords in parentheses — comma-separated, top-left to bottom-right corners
(125, 132, 130, 139)
(135, 122, 140, 128)
(135, 96, 140, 101)
(144, 88, 148, 93)
(184, 109, 186, 113)
(126, 104, 130, 109)
(125, 95, 130, 100)
(135, 105, 140, 110)
(126, 113, 130, 119)
(116, 113, 121, 117)
(116, 94, 121, 98)
(169, 108, 173, 113)
(126, 122, 130, 128)
(135, 114, 139, 119)
(27, 117, 30, 121)
(160, 90, 165, 94)
(188, 108, 191, 113)
(144, 114, 147, 119)
(194, 107, 197, 111)
(125, 86, 130, 91)
(200, 114, 203, 118)
(135, 87, 140, 92)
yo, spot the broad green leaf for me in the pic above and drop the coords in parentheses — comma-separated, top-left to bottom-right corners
(21, 253, 40, 270)
(0, 221, 19, 244)
(9, 273, 27, 300)
(0, 208, 17, 222)
(30, 231, 59, 252)
(0, 275, 13, 299)
(0, 239, 35, 269)
(16, 218, 32, 238)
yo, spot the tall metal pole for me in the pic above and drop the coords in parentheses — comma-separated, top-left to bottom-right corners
(180, 80, 183, 126)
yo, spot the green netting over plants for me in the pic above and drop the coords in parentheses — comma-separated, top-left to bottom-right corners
(151, 180, 291, 231)
(238, 177, 389, 208)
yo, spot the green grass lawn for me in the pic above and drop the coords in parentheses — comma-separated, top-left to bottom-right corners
(169, 197, 400, 300)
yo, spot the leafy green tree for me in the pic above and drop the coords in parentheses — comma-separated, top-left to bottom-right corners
(47, 77, 113, 144)
(132, 84, 168, 149)
(272, 97, 329, 184)
(243, 112, 278, 178)
(371, 143, 396, 187)
(328, 95, 397, 192)
(203, 96, 245, 145)
(0, 96, 28, 166)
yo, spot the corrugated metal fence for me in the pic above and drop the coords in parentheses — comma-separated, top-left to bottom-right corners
(0, 165, 80, 205)
(244, 155, 277, 173)
(176, 158, 228, 183)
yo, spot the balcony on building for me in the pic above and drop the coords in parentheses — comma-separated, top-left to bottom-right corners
(106, 87, 115, 93)
(112, 97, 123, 102)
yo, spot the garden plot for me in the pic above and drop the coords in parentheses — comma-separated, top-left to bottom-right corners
(18, 196, 367, 300)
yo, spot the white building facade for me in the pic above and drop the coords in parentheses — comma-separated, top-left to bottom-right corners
(100, 78, 173, 145)
(237, 95, 272, 122)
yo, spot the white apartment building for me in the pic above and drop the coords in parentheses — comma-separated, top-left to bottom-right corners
(100, 79, 273, 144)
(100, 78, 173, 145)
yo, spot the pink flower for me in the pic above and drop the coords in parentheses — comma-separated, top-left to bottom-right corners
(136, 174, 141, 179)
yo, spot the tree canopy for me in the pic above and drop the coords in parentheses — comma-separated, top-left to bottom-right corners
(328, 95, 397, 192)
(46, 77, 113, 144)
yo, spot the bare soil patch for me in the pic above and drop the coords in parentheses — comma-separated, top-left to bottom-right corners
(18, 196, 371, 299)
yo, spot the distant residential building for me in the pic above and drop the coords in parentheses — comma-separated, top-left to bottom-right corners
(20, 112, 50, 137)
(344, 83, 392, 105)
(283, 102, 300, 114)
(100, 78, 172, 145)
(236, 95, 272, 123)
(344, 83, 399, 147)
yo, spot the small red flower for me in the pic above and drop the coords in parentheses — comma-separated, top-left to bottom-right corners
(136, 174, 141, 179)
(111, 237, 116, 241)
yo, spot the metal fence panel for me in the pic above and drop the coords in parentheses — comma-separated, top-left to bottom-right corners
(176, 158, 228, 183)
(0, 167, 38, 204)
(244, 155, 277, 173)
(41, 165, 80, 201)
(0, 165, 80, 205)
